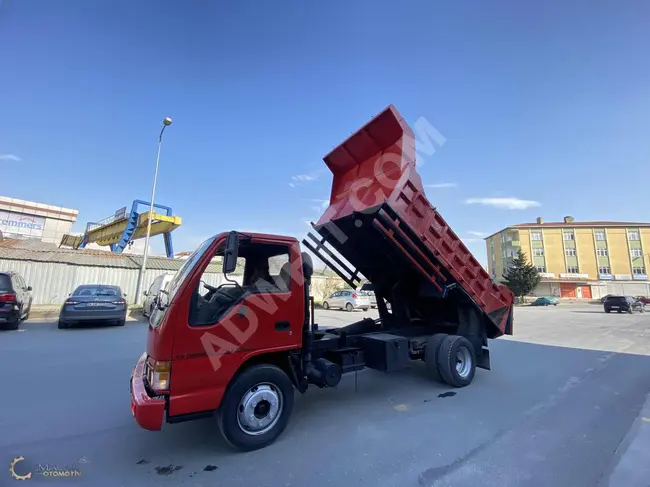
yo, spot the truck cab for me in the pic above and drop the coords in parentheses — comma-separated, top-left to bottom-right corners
(131, 231, 313, 448)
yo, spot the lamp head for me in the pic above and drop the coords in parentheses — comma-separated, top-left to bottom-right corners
(163, 117, 173, 126)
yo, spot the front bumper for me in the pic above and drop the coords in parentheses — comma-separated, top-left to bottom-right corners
(130, 353, 166, 431)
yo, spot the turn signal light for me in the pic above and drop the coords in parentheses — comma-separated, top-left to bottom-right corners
(148, 360, 171, 394)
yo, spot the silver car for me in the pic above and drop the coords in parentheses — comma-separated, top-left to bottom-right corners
(322, 290, 370, 312)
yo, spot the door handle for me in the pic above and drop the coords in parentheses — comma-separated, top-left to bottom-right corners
(274, 321, 290, 332)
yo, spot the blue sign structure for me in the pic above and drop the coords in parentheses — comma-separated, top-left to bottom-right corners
(633, 274, 648, 280)
(598, 273, 614, 280)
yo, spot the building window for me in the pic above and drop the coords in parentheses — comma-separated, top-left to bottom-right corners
(563, 232, 574, 241)
(594, 231, 606, 241)
(599, 266, 611, 274)
(597, 248, 608, 257)
(506, 234, 513, 242)
(567, 265, 579, 274)
(536, 266, 546, 273)
(631, 248, 643, 258)
(500, 234, 505, 243)
(565, 248, 576, 257)
(531, 232, 542, 241)
(502, 250, 506, 259)
(533, 248, 544, 257)
(633, 267, 647, 275)
(628, 231, 640, 241)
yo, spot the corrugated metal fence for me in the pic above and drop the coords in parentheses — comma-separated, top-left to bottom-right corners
(0, 258, 235, 305)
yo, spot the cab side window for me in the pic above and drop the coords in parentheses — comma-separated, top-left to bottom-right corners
(188, 242, 292, 327)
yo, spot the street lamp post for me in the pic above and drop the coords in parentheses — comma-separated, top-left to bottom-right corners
(135, 117, 173, 305)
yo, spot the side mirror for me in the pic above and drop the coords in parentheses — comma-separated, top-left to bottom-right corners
(223, 231, 239, 275)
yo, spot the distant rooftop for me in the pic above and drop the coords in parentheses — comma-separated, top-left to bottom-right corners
(0, 237, 223, 272)
(486, 216, 650, 240)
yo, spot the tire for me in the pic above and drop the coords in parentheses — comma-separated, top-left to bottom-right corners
(6, 318, 20, 331)
(437, 335, 476, 388)
(217, 364, 294, 452)
(362, 307, 369, 312)
(322, 301, 329, 310)
(424, 333, 448, 382)
(605, 309, 611, 313)
(116, 319, 126, 326)
(345, 303, 354, 312)
(57, 320, 68, 329)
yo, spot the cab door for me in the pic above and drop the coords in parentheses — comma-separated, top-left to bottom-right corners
(167, 238, 304, 417)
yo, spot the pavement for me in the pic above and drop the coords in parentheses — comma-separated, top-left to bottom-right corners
(1, 304, 649, 486)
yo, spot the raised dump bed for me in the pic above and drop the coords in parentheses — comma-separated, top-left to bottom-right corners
(304, 105, 514, 339)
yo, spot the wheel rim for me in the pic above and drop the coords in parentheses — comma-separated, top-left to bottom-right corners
(346, 303, 353, 311)
(236, 383, 283, 436)
(455, 346, 472, 379)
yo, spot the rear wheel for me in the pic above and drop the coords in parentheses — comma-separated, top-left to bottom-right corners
(345, 303, 354, 312)
(322, 301, 329, 310)
(424, 333, 448, 382)
(116, 319, 126, 326)
(57, 320, 68, 329)
(605, 308, 611, 313)
(437, 335, 476, 388)
(217, 364, 294, 452)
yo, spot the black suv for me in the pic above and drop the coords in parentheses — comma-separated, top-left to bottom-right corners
(0, 271, 33, 330)
(603, 295, 645, 314)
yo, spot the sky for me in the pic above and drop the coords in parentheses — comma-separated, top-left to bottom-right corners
(1, 0, 649, 266)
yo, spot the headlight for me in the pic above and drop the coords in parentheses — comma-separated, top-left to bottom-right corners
(146, 357, 171, 394)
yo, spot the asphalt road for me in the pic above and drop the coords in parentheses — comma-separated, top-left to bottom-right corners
(1, 304, 650, 486)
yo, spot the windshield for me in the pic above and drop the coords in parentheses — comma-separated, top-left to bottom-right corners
(150, 235, 217, 327)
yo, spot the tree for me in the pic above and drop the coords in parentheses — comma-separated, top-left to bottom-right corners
(317, 277, 346, 302)
(502, 248, 541, 297)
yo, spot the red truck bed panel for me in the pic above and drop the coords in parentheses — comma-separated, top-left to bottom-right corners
(313, 105, 514, 337)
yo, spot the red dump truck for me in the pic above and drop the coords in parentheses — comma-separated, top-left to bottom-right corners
(129, 105, 514, 451)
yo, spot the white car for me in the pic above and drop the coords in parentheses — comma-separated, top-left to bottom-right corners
(359, 283, 391, 310)
(322, 290, 370, 312)
(142, 274, 174, 317)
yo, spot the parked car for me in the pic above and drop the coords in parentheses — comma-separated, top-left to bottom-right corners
(358, 282, 392, 311)
(143, 274, 174, 317)
(603, 295, 645, 314)
(322, 289, 370, 311)
(58, 284, 128, 329)
(0, 271, 33, 330)
(531, 296, 559, 306)
(634, 296, 650, 305)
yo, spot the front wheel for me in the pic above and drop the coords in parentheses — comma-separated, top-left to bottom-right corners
(322, 301, 329, 310)
(218, 364, 294, 452)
